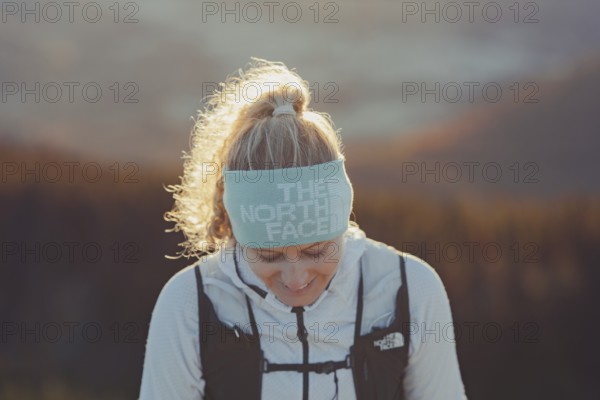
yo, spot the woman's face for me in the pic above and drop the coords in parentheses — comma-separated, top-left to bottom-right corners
(244, 236, 345, 307)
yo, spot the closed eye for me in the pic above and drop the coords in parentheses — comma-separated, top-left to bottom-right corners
(257, 252, 284, 263)
(304, 247, 328, 257)
(257, 246, 329, 263)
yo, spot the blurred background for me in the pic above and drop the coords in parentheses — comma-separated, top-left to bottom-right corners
(1, 0, 599, 398)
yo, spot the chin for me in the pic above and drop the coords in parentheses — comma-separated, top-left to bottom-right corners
(274, 280, 324, 307)
(278, 293, 317, 307)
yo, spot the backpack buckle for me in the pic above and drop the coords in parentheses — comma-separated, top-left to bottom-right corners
(260, 358, 269, 373)
(345, 354, 353, 368)
(317, 361, 336, 374)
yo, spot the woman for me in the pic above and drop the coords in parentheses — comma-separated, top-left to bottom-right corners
(139, 58, 468, 399)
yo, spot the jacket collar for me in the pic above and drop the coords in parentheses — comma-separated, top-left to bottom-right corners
(216, 225, 367, 313)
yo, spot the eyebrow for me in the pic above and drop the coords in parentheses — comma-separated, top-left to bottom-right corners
(259, 241, 323, 255)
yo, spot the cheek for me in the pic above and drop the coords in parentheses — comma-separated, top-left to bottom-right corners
(249, 263, 282, 284)
(319, 245, 343, 270)
(313, 258, 340, 279)
(319, 263, 337, 278)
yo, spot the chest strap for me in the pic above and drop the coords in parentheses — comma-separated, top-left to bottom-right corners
(261, 355, 352, 374)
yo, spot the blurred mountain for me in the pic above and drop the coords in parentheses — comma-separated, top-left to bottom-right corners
(345, 58, 600, 199)
(4, 57, 599, 200)
(2, 0, 600, 162)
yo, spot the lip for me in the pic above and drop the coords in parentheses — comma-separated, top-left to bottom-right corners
(282, 277, 316, 296)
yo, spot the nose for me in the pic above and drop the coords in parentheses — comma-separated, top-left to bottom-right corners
(281, 264, 312, 290)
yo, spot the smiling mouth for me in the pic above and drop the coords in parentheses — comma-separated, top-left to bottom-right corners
(283, 278, 316, 294)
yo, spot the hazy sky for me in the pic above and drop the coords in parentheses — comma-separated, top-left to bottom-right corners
(1, 0, 599, 163)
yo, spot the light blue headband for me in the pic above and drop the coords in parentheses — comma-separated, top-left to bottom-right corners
(223, 159, 354, 248)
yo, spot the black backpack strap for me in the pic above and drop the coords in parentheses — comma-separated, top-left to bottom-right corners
(398, 254, 410, 360)
(194, 264, 264, 400)
(354, 257, 364, 343)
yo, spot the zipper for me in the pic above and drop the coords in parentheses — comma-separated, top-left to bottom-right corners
(292, 306, 309, 400)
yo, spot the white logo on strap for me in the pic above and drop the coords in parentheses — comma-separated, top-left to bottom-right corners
(373, 332, 404, 351)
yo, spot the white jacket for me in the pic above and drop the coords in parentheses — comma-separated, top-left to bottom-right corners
(139, 226, 468, 399)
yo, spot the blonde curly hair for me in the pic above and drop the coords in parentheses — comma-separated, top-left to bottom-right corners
(164, 57, 354, 259)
